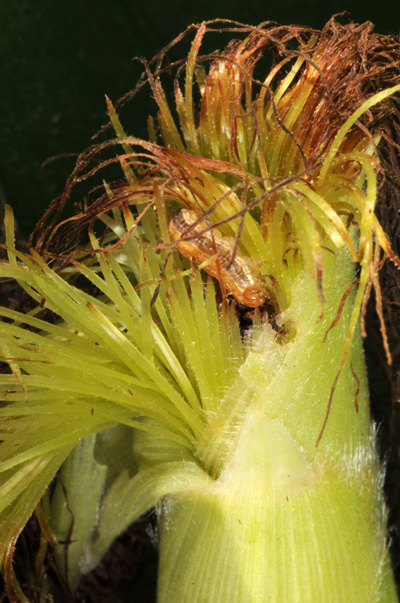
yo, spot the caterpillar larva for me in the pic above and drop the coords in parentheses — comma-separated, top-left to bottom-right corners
(168, 208, 267, 308)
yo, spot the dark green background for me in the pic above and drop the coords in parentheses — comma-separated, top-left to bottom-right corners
(0, 0, 399, 235)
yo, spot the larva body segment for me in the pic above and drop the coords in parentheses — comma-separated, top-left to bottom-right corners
(168, 208, 267, 308)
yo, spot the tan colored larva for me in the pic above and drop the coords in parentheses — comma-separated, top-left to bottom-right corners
(168, 208, 267, 308)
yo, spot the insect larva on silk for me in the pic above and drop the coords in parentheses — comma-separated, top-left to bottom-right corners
(168, 208, 267, 308)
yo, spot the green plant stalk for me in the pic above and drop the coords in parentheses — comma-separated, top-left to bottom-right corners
(155, 244, 397, 602)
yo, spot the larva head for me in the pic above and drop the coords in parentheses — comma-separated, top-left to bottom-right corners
(241, 286, 266, 308)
